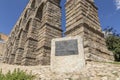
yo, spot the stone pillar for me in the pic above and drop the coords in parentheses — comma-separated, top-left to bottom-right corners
(8, 40, 17, 64)
(21, 19, 38, 65)
(65, 0, 114, 62)
(35, 0, 62, 65)
(14, 30, 27, 65)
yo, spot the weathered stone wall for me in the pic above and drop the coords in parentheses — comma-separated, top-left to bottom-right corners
(3, 0, 114, 66)
(3, 0, 62, 65)
(0, 43, 4, 57)
(0, 33, 8, 61)
(1, 61, 120, 80)
(65, 0, 114, 62)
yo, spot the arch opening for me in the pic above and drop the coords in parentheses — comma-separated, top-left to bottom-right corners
(35, 3, 44, 21)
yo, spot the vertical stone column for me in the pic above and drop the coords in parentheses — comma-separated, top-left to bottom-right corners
(10, 39, 19, 64)
(21, 19, 38, 65)
(65, 0, 114, 62)
(7, 41, 13, 64)
(14, 29, 27, 65)
(2, 41, 9, 63)
(35, 0, 62, 65)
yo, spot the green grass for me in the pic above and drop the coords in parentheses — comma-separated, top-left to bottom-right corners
(0, 68, 36, 80)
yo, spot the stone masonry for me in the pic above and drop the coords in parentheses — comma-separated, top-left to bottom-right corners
(0, 33, 8, 61)
(3, 0, 114, 66)
(65, 0, 114, 62)
(0, 33, 8, 55)
(3, 0, 62, 65)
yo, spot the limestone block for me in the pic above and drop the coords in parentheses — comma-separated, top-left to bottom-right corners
(51, 36, 85, 73)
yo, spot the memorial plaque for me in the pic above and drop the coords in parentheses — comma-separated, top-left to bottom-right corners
(51, 36, 85, 73)
(55, 39, 78, 56)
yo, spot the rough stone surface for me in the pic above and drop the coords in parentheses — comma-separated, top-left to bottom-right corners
(0, 33, 8, 62)
(0, 43, 5, 56)
(1, 61, 120, 80)
(65, 0, 114, 62)
(3, 0, 62, 65)
(3, 0, 114, 66)
(51, 36, 85, 73)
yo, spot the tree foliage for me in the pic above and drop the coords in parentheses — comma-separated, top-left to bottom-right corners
(104, 27, 120, 61)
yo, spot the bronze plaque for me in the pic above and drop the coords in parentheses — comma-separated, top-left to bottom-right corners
(55, 39, 78, 56)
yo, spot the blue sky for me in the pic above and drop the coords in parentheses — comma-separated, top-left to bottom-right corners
(0, 0, 120, 35)
(95, 0, 120, 33)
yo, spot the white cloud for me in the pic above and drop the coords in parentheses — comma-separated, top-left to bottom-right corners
(115, 0, 120, 10)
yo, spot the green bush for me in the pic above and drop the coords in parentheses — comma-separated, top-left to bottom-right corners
(104, 27, 120, 61)
(0, 68, 35, 80)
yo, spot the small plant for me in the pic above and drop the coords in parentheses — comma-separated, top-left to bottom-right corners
(0, 68, 35, 80)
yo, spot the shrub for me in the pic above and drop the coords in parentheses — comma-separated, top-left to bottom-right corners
(104, 27, 120, 61)
(0, 68, 35, 80)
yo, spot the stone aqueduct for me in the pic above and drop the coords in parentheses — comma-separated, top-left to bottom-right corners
(3, 0, 113, 66)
